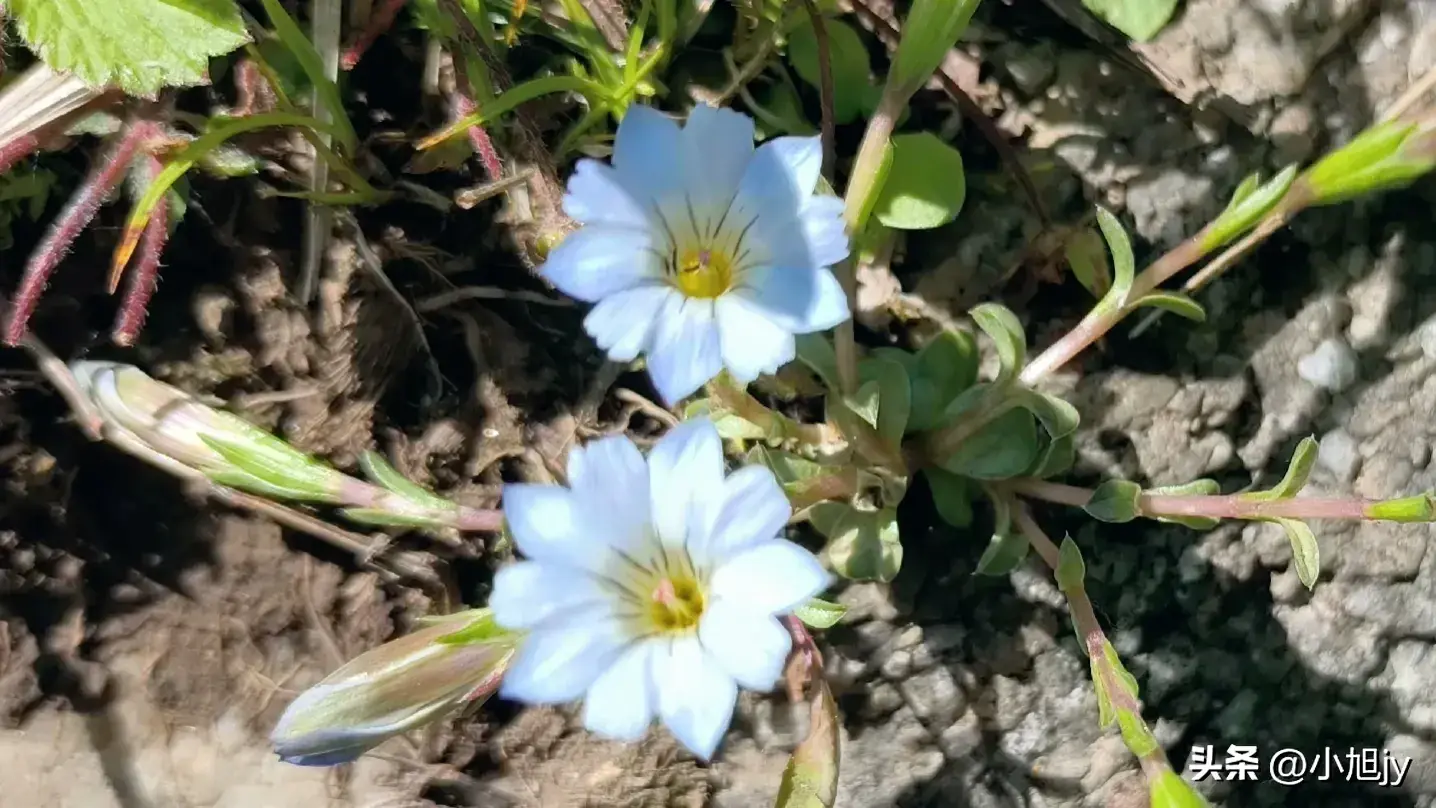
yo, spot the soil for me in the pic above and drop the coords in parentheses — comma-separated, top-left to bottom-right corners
(5, 1, 1436, 807)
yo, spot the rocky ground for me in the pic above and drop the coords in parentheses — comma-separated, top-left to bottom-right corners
(4, 1, 1436, 806)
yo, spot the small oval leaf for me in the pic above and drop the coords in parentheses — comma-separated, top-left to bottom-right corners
(873, 132, 966, 230)
(1085, 480, 1142, 523)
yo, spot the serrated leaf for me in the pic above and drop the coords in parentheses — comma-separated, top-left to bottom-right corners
(1201, 165, 1299, 252)
(858, 357, 912, 445)
(1085, 480, 1142, 523)
(909, 329, 979, 432)
(969, 303, 1026, 385)
(1055, 535, 1085, 592)
(873, 132, 966, 230)
(775, 679, 840, 808)
(787, 16, 872, 124)
(1028, 434, 1076, 479)
(821, 507, 903, 582)
(939, 407, 1039, 480)
(1012, 388, 1080, 440)
(1065, 226, 1111, 299)
(795, 333, 841, 392)
(12, 0, 250, 97)
(1133, 291, 1206, 322)
(1094, 206, 1135, 305)
(924, 467, 974, 528)
(1242, 436, 1317, 502)
(1081, 0, 1179, 41)
(793, 598, 847, 630)
(1274, 517, 1320, 589)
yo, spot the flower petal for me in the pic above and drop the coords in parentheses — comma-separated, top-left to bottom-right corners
(698, 601, 791, 691)
(800, 194, 850, 268)
(583, 641, 657, 742)
(499, 615, 630, 704)
(562, 160, 650, 229)
(734, 136, 822, 216)
(567, 434, 651, 558)
(709, 539, 832, 615)
(651, 636, 738, 760)
(647, 418, 726, 552)
(715, 295, 796, 384)
(735, 264, 849, 334)
(614, 105, 683, 205)
(646, 297, 724, 405)
(701, 465, 790, 564)
(539, 225, 662, 303)
(501, 484, 636, 573)
(584, 284, 675, 362)
(680, 104, 756, 216)
(489, 561, 609, 631)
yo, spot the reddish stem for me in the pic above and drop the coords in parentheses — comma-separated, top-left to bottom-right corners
(342, 0, 409, 70)
(1012, 478, 1385, 521)
(452, 94, 504, 180)
(111, 155, 170, 346)
(0, 133, 41, 176)
(3, 121, 158, 345)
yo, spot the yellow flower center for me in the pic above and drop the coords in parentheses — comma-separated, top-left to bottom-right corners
(673, 248, 734, 299)
(645, 574, 706, 633)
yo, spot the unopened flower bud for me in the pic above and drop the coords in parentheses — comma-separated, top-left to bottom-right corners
(271, 609, 518, 766)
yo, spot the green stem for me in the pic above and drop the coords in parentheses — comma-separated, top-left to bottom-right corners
(1011, 478, 1430, 523)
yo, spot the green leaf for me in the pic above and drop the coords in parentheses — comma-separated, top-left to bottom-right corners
(1090, 638, 1141, 727)
(748, 446, 828, 486)
(1365, 492, 1436, 522)
(1027, 434, 1075, 479)
(969, 303, 1026, 385)
(827, 396, 907, 472)
(1055, 535, 1086, 592)
(1274, 517, 1320, 589)
(974, 491, 1028, 575)
(872, 132, 966, 230)
(924, 467, 974, 528)
(1085, 480, 1142, 523)
(1133, 291, 1206, 322)
(939, 407, 1039, 480)
(359, 451, 454, 511)
(11, 0, 249, 98)
(199, 430, 343, 502)
(1241, 436, 1317, 502)
(795, 333, 841, 392)
(684, 400, 766, 440)
(774, 680, 840, 808)
(1065, 226, 1112, 299)
(339, 507, 452, 530)
(1012, 388, 1080, 440)
(911, 329, 979, 430)
(1080, 0, 1179, 41)
(207, 468, 333, 502)
(1116, 708, 1160, 757)
(1304, 119, 1436, 206)
(787, 16, 872, 124)
(1094, 206, 1135, 305)
(433, 608, 517, 646)
(1200, 165, 1299, 252)
(858, 357, 912, 446)
(1147, 479, 1222, 529)
(889, 0, 981, 95)
(257, 0, 358, 154)
(819, 506, 904, 582)
(1150, 771, 1213, 808)
(793, 598, 848, 630)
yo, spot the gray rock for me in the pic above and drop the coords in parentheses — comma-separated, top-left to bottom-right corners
(1383, 641, 1436, 732)
(1336, 522, 1428, 581)
(1339, 581, 1436, 638)
(937, 710, 982, 759)
(1297, 337, 1360, 391)
(1387, 734, 1436, 793)
(1317, 428, 1361, 481)
(835, 706, 944, 807)
(1272, 601, 1387, 683)
(899, 666, 966, 727)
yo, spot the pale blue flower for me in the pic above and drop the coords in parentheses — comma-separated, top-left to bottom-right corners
(491, 418, 832, 760)
(541, 104, 851, 405)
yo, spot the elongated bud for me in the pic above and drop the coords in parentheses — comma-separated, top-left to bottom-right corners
(70, 361, 346, 501)
(1149, 770, 1210, 807)
(1303, 119, 1436, 205)
(271, 609, 519, 766)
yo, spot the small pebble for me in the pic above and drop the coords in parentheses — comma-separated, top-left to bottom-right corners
(1296, 337, 1359, 391)
(1317, 428, 1360, 481)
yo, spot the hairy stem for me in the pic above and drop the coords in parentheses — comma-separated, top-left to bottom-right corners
(111, 155, 171, 346)
(342, 0, 408, 69)
(453, 93, 506, 180)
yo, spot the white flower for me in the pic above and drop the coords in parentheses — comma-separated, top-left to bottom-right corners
(541, 103, 851, 405)
(490, 418, 832, 760)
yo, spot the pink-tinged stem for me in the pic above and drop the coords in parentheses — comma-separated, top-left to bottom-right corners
(1011, 478, 1392, 521)
(111, 156, 170, 346)
(452, 94, 504, 181)
(3, 121, 157, 345)
(342, 0, 409, 70)
(0, 133, 41, 176)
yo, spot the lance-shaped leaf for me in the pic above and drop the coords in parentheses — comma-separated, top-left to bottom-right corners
(1146, 479, 1222, 529)
(774, 679, 840, 808)
(974, 489, 1029, 576)
(938, 407, 1039, 481)
(924, 467, 974, 529)
(1131, 291, 1206, 322)
(1065, 225, 1112, 299)
(1095, 206, 1136, 306)
(814, 503, 904, 582)
(1241, 436, 1317, 501)
(1304, 119, 1436, 206)
(200, 428, 348, 502)
(1055, 535, 1086, 593)
(889, 0, 981, 96)
(858, 357, 912, 445)
(1150, 771, 1212, 808)
(1274, 517, 1320, 589)
(1089, 638, 1140, 728)
(794, 598, 849, 630)
(969, 303, 1027, 385)
(271, 608, 518, 766)
(1200, 165, 1299, 252)
(1085, 480, 1142, 523)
